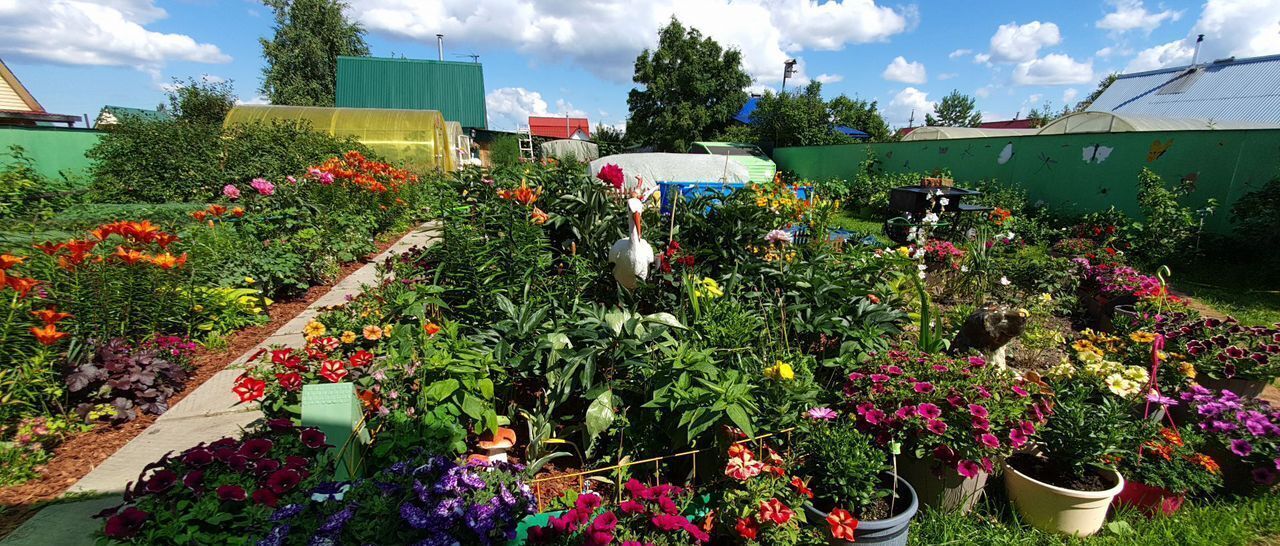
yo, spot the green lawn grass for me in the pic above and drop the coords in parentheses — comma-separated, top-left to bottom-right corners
(1172, 259, 1280, 326)
(910, 492, 1280, 546)
(831, 209, 891, 245)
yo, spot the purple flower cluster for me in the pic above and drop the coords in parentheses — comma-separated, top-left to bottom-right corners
(1180, 386, 1280, 484)
(1072, 258, 1167, 300)
(261, 454, 534, 546)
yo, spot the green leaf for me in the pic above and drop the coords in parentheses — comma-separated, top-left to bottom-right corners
(604, 311, 627, 336)
(477, 378, 494, 399)
(585, 390, 616, 444)
(643, 312, 686, 329)
(725, 404, 754, 438)
(423, 379, 459, 403)
(461, 393, 485, 420)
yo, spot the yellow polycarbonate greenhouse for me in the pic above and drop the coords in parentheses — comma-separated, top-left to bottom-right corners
(223, 105, 456, 172)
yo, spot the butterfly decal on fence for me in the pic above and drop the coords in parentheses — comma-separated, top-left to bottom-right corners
(1147, 139, 1174, 162)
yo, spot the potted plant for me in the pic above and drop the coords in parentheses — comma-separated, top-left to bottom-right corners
(1112, 421, 1223, 516)
(710, 441, 811, 545)
(840, 351, 1049, 513)
(1005, 380, 1128, 536)
(1160, 316, 1280, 399)
(794, 415, 917, 546)
(1178, 386, 1280, 493)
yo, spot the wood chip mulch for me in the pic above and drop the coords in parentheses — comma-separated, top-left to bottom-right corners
(0, 231, 407, 538)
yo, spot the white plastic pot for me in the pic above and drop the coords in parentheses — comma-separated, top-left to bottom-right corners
(1004, 461, 1124, 536)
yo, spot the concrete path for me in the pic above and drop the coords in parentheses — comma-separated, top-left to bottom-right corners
(0, 222, 440, 546)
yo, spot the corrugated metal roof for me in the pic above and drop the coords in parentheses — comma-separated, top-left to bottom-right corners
(335, 56, 487, 129)
(1087, 54, 1280, 126)
(529, 116, 590, 139)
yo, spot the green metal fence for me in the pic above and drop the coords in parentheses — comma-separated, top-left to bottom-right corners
(773, 129, 1280, 234)
(0, 126, 101, 182)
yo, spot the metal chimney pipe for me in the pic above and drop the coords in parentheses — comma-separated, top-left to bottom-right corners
(1191, 34, 1205, 66)
(436, 34, 444, 61)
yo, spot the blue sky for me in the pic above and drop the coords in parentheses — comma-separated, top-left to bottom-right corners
(3, 0, 1278, 132)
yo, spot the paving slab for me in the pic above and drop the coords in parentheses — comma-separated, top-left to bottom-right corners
(0, 223, 439, 544)
(0, 495, 121, 546)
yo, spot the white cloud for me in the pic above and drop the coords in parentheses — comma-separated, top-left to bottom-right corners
(236, 95, 270, 106)
(1126, 0, 1280, 73)
(974, 53, 991, 64)
(887, 86, 934, 125)
(350, 0, 915, 84)
(1096, 46, 1118, 58)
(1063, 87, 1080, 104)
(485, 87, 586, 130)
(986, 21, 1061, 63)
(937, 72, 958, 80)
(0, 0, 230, 68)
(881, 56, 926, 84)
(975, 85, 995, 98)
(1013, 54, 1094, 85)
(1096, 0, 1182, 34)
(948, 48, 973, 59)
(815, 73, 844, 84)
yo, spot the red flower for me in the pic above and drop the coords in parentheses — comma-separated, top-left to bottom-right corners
(30, 308, 71, 325)
(348, 350, 374, 368)
(216, 485, 247, 502)
(143, 469, 177, 493)
(319, 360, 348, 382)
(423, 321, 441, 336)
(300, 428, 328, 449)
(29, 324, 68, 345)
(252, 488, 279, 507)
(275, 372, 302, 391)
(233, 376, 266, 403)
(596, 163, 625, 189)
(790, 476, 813, 499)
(735, 516, 759, 540)
(271, 349, 304, 370)
(103, 507, 149, 539)
(827, 508, 858, 541)
(265, 468, 302, 494)
(237, 438, 274, 460)
(758, 498, 793, 525)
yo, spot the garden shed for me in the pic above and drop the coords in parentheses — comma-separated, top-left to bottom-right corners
(223, 104, 455, 172)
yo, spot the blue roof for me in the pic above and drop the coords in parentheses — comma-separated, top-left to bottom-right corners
(1086, 54, 1280, 126)
(835, 126, 869, 138)
(734, 97, 759, 124)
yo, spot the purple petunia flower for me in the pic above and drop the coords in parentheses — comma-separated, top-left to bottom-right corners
(270, 504, 304, 522)
(917, 403, 942, 420)
(1231, 439, 1254, 457)
(401, 502, 434, 529)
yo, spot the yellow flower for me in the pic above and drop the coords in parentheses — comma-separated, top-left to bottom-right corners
(1129, 331, 1157, 343)
(383, 324, 394, 336)
(1039, 293, 1053, 303)
(896, 246, 911, 258)
(765, 361, 795, 381)
(1179, 362, 1197, 379)
(303, 320, 326, 339)
(363, 325, 383, 341)
(193, 304, 204, 312)
(244, 276, 256, 285)
(693, 277, 723, 299)
(340, 331, 357, 344)
(1105, 375, 1141, 398)
(1071, 339, 1097, 353)
(1047, 359, 1076, 379)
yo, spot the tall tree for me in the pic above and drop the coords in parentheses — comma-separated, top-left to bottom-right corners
(627, 18, 751, 152)
(166, 77, 236, 126)
(592, 123, 627, 156)
(749, 81, 850, 151)
(827, 95, 891, 142)
(259, 0, 369, 106)
(1074, 73, 1119, 112)
(1025, 101, 1073, 127)
(925, 90, 982, 127)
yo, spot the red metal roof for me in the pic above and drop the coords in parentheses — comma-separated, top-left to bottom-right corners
(528, 116, 590, 139)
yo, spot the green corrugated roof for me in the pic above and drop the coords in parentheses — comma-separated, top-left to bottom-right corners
(335, 56, 487, 129)
(100, 105, 172, 121)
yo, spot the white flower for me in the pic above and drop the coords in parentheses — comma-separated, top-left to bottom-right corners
(911, 248, 925, 260)
(999, 276, 1011, 286)
(960, 265, 969, 272)
(939, 197, 950, 206)
(922, 213, 939, 225)
(765, 229, 794, 244)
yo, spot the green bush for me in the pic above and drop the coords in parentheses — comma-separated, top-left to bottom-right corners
(489, 135, 522, 169)
(87, 118, 370, 203)
(1127, 168, 1216, 268)
(0, 146, 86, 222)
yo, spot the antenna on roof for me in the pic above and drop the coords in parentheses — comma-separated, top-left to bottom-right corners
(454, 54, 480, 63)
(436, 34, 444, 61)
(1191, 34, 1205, 66)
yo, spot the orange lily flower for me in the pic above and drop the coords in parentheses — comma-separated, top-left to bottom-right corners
(7, 276, 40, 298)
(153, 233, 180, 249)
(423, 322, 441, 336)
(149, 252, 188, 270)
(0, 254, 24, 270)
(192, 210, 208, 221)
(208, 204, 227, 217)
(30, 323, 68, 345)
(31, 308, 71, 325)
(65, 239, 98, 254)
(114, 246, 147, 264)
(530, 207, 549, 225)
(33, 241, 64, 255)
(128, 220, 160, 242)
(231, 207, 245, 218)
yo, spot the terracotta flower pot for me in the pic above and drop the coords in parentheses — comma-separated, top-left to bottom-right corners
(897, 454, 988, 514)
(805, 475, 919, 546)
(1112, 480, 1185, 517)
(1005, 461, 1124, 536)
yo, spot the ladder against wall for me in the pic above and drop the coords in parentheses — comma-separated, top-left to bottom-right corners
(517, 124, 535, 162)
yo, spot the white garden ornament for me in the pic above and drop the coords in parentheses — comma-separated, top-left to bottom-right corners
(607, 179, 658, 290)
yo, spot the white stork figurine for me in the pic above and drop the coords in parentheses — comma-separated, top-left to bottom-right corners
(608, 193, 655, 290)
